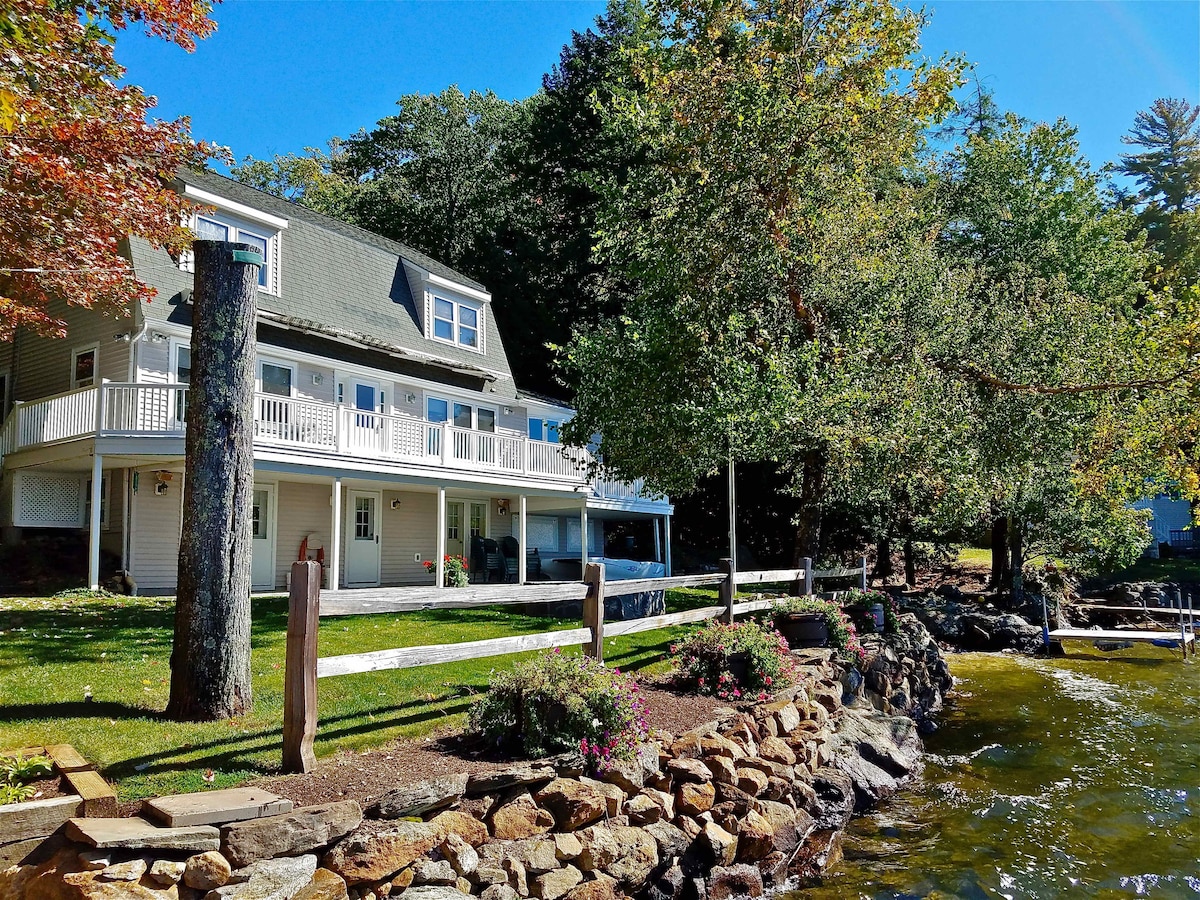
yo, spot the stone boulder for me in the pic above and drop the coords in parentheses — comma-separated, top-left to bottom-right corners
(221, 801, 362, 868)
(534, 780, 608, 831)
(370, 774, 468, 819)
(322, 821, 439, 885)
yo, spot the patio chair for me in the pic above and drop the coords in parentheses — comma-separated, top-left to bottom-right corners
(501, 535, 520, 583)
(526, 547, 543, 580)
(469, 535, 488, 583)
(483, 538, 505, 582)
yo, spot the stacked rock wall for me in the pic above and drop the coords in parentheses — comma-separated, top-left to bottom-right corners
(1, 630, 950, 900)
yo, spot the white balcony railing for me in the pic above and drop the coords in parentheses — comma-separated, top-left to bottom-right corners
(0, 383, 661, 505)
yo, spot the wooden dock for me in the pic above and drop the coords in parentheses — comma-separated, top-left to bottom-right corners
(1048, 628, 1195, 658)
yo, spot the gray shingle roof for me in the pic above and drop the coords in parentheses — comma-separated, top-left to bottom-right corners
(128, 168, 517, 392)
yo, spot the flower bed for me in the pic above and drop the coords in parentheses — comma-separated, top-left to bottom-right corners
(770, 597, 867, 668)
(468, 650, 648, 771)
(670, 620, 795, 701)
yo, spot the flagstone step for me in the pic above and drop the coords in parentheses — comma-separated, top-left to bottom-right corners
(144, 786, 293, 827)
(65, 816, 220, 852)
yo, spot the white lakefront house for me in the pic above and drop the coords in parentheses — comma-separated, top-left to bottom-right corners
(0, 170, 672, 595)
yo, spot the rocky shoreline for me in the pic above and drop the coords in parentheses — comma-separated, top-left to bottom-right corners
(1, 617, 951, 900)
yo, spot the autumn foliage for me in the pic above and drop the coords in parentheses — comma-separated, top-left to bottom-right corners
(0, 0, 224, 339)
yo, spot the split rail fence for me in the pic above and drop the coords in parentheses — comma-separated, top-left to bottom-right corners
(281, 557, 868, 772)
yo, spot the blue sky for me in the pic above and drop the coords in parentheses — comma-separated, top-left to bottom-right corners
(115, 0, 1199, 172)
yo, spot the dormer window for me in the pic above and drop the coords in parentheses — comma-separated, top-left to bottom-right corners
(431, 295, 482, 351)
(195, 215, 274, 291)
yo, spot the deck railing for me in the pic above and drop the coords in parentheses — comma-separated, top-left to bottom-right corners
(0, 382, 657, 503)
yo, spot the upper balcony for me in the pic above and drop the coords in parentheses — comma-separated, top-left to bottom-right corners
(0, 383, 663, 507)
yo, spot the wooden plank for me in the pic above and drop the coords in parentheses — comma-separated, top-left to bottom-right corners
(582, 563, 605, 661)
(734, 568, 806, 586)
(601, 573, 727, 596)
(719, 558, 734, 624)
(1072, 605, 1195, 615)
(283, 560, 321, 775)
(812, 567, 867, 579)
(317, 627, 595, 678)
(603, 605, 726, 638)
(0, 795, 82, 843)
(64, 770, 116, 817)
(0, 835, 55, 868)
(43, 744, 91, 773)
(319, 581, 589, 616)
(731, 598, 776, 616)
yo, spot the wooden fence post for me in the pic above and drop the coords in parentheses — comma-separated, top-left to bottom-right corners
(583, 563, 605, 661)
(802, 557, 814, 596)
(859, 556, 868, 590)
(719, 557, 734, 624)
(283, 560, 320, 774)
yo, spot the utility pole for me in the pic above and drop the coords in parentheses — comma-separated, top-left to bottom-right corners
(167, 240, 261, 721)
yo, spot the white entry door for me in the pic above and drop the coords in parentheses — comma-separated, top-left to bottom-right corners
(345, 490, 382, 586)
(446, 501, 465, 560)
(250, 485, 276, 591)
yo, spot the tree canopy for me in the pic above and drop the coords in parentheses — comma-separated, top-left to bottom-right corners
(0, 0, 223, 339)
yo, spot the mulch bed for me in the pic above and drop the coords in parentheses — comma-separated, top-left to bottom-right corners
(254, 676, 725, 810)
(5, 776, 69, 803)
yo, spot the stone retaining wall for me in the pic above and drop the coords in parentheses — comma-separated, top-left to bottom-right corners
(0, 618, 949, 900)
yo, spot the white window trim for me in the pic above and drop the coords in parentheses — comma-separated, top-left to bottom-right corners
(71, 343, 99, 389)
(429, 293, 484, 354)
(258, 358, 297, 398)
(184, 210, 282, 297)
(182, 185, 291, 231)
(426, 392, 498, 431)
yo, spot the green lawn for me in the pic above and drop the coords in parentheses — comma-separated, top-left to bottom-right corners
(0, 589, 719, 801)
(1101, 557, 1200, 584)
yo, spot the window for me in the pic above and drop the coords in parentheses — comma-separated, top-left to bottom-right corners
(191, 214, 277, 292)
(252, 489, 268, 540)
(477, 408, 496, 433)
(83, 475, 109, 529)
(428, 397, 497, 432)
(469, 502, 486, 538)
(430, 295, 483, 351)
(427, 397, 449, 423)
(173, 346, 191, 423)
(446, 502, 461, 541)
(453, 402, 472, 429)
(528, 418, 561, 444)
(354, 496, 374, 540)
(260, 362, 293, 397)
(71, 345, 98, 389)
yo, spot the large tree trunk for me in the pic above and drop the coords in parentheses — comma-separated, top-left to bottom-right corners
(903, 539, 917, 588)
(790, 451, 826, 595)
(989, 514, 1010, 588)
(874, 537, 893, 580)
(791, 451, 826, 562)
(1009, 517, 1025, 607)
(167, 240, 260, 722)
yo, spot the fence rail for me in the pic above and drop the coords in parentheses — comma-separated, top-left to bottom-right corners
(282, 554, 869, 772)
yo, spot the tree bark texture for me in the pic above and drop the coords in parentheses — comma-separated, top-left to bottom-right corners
(989, 514, 1010, 588)
(167, 240, 259, 721)
(791, 451, 826, 569)
(874, 538, 893, 580)
(1009, 517, 1025, 607)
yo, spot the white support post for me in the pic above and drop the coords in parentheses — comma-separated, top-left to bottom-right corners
(329, 476, 342, 590)
(518, 494, 528, 584)
(580, 502, 589, 574)
(664, 515, 673, 576)
(87, 453, 103, 589)
(653, 518, 662, 563)
(436, 486, 447, 588)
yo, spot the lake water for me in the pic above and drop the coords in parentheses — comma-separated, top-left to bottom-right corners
(799, 650, 1199, 898)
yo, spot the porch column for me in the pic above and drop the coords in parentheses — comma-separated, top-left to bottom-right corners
(518, 494, 528, 583)
(653, 518, 662, 562)
(664, 514, 673, 576)
(87, 453, 103, 589)
(436, 486, 447, 588)
(580, 502, 589, 575)
(329, 476, 342, 590)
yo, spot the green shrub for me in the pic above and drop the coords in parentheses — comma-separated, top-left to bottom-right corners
(770, 596, 867, 668)
(841, 588, 900, 634)
(670, 620, 794, 701)
(469, 650, 647, 771)
(0, 752, 53, 805)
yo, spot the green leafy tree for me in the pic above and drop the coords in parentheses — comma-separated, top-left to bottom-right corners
(229, 142, 353, 216)
(1118, 98, 1200, 285)
(562, 0, 964, 562)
